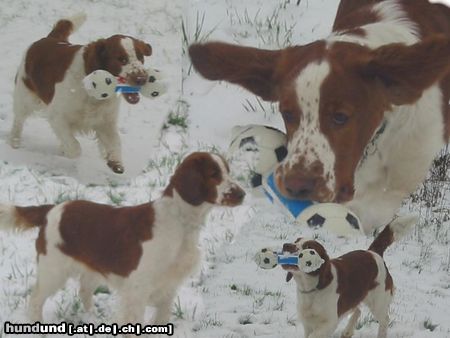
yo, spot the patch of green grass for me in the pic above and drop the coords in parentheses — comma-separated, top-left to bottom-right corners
(172, 296, 184, 319)
(424, 319, 439, 332)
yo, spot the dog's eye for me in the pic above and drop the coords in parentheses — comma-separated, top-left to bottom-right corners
(332, 112, 349, 126)
(118, 56, 129, 65)
(210, 170, 221, 179)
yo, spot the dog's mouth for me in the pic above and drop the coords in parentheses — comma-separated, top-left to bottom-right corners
(281, 264, 299, 271)
(122, 93, 140, 104)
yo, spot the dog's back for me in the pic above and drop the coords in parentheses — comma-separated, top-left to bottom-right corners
(21, 14, 86, 104)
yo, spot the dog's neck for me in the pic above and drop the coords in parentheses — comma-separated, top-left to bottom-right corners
(163, 190, 213, 229)
(293, 271, 320, 295)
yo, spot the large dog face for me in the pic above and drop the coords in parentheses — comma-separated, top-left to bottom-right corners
(189, 36, 450, 203)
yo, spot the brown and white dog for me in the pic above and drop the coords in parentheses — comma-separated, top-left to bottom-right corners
(11, 13, 152, 174)
(282, 215, 416, 338)
(0, 152, 245, 325)
(189, 0, 450, 232)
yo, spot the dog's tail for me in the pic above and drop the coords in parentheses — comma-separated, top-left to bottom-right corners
(47, 12, 87, 41)
(368, 214, 417, 257)
(0, 204, 55, 230)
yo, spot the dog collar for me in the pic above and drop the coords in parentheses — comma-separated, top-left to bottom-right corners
(359, 119, 388, 167)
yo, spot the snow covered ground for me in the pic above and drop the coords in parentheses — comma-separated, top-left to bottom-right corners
(0, 0, 449, 338)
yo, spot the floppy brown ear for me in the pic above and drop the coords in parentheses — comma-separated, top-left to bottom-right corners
(83, 39, 107, 74)
(189, 42, 283, 101)
(362, 35, 450, 105)
(134, 39, 152, 56)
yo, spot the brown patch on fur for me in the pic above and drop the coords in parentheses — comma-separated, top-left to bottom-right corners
(23, 38, 82, 104)
(83, 35, 128, 76)
(15, 205, 54, 229)
(163, 152, 222, 206)
(14, 205, 54, 257)
(385, 263, 394, 295)
(368, 223, 394, 256)
(47, 19, 74, 41)
(333, 250, 379, 317)
(333, 0, 381, 32)
(58, 200, 154, 277)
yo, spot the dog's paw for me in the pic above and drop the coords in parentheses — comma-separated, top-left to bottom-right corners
(107, 160, 124, 174)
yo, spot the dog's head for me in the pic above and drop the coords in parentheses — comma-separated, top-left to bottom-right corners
(189, 36, 450, 203)
(164, 152, 246, 207)
(84, 34, 152, 104)
(282, 237, 332, 287)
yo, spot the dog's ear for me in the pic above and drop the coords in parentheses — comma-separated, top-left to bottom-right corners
(134, 39, 152, 57)
(286, 272, 293, 282)
(189, 42, 284, 101)
(84, 39, 107, 74)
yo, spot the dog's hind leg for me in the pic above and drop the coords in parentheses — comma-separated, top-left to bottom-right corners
(48, 114, 81, 158)
(151, 288, 176, 325)
(365, 288, 392, 338)
(341, 307, 361, 338)
(28, 255, 67, 322)
(10, 78, 40, 148)
(78, 273, 99, 312)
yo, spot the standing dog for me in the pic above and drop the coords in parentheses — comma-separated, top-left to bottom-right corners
(282, 215, 416, 338)
(0, 152, 245, 325)
(189, 0, 450, 232)
(11, 13, 152, 174)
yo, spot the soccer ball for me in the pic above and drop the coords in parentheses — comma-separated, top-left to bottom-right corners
(228, 125, 287, 187)
(83, 70, 117, 100)
(140, 68, 168, 98)
(254, 248, 279, 269)
(298, 248, 325, 273)
(297, 203, 362, 236)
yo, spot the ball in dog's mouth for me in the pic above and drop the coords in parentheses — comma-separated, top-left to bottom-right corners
(123, 93, 140, 104)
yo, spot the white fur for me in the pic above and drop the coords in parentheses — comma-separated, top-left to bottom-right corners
(9, 27, 147, 169)
(347, 85, 445, 232)
(211, 154, 242, 204)
(329, 0, 420, 48)
(281, 61, 336, 199)
(64, 12, 87, 32)
(291, 239, 393, 338)
(0, 205, 18, 230)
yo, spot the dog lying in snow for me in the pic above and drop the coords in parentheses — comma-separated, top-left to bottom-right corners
(0, 152, 245, 325)
(281, 215, 416, 338)
(11, 13, 153, 174)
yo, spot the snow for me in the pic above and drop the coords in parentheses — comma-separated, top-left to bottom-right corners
(0, 0, 449, 338)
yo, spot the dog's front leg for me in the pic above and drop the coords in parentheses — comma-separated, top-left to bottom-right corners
(116, 291, 146, 326)
(308, 320, 338, 338)
(152, 288, 176, 325)
(48, 116, 81, 158)
(95, 125, 124, 174)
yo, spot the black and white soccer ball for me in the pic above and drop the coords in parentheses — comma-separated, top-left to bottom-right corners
(140, 68, 168, 99)
(254, 248, 278, 269)
(298, 248, 325, 273)
(297, 203, 362, 236)
(83, 70, 117, 100)
(228, 125, 287, 188)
